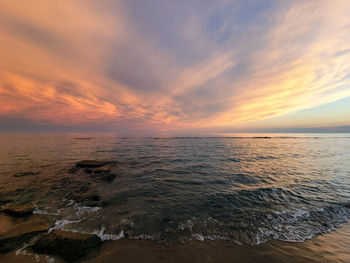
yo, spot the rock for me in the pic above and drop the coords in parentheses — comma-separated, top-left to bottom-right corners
(72, 161, 116, 182)
(31, 230, 102, 261)
(14, 172, 40, 177)
(85, 168, 94, 174)
(85, 200, 110, 208)
(100, 173, 116, 182)
(2, 204, 34, 218)
(93, 168, 111, 174)
(88, 169, 116, 182)
(78, 185, 90, 192)
(85, 167, 111, 175)
(164, 227, 176, 234)
(76, 160, 108, 168)
(0, 215, 51, 253)
(67, 192, 85, 202)
(69, 167, 78, 173)
(161, 217, 172, 223)
(66, 191, 105, 207)
(87, 194, 101, 202)
(0, 200, 12, 206)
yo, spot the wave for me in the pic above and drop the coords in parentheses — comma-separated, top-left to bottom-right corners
(43, 203, 349, 245)
(173, 203, 350, 245)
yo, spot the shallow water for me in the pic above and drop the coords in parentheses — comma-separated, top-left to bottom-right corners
(0, 134, 350, 246)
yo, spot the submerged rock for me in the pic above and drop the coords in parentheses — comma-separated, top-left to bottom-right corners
(99, 173, 116, 182)
(92, 167, 111, 174)
(71, 160, 117, 182)
(85, 167, 110, 174)
(0, 199, 12, 206)
(0, 215, 51, 253)
(31, 230, 102, 261)
(67, 192, 107, 207)
(14, 171, 40, 177)
(85, 167, 116, 181)
(87, 194, 101, 202)
(2, 204, 34, 218)
(76, 160, 108, 168)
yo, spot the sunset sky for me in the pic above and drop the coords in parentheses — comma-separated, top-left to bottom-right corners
(0, 0, 349, 134)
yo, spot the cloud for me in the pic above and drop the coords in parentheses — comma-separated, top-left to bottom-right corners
(0, 0, 350, 132)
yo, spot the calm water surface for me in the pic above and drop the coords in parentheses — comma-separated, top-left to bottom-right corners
(0, 134, 349, 245)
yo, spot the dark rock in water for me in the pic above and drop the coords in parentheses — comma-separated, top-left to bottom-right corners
(85, 168, 94, 174)
(162, 217, 172, 223)
(85, 167, 112, 175)
(66, 191, 105, 207)
(164, 227, 176, 234)
(14, 171, 40, 177)
(78, 185, 90, 192)
(85, 197, 110, 208)
(101, 173, 116, 182)
(72, 161, 117, 182)
(85, 200, 100, 207)
(0, 215, 51, 253)
(69, 167, 78, 173)
(2, 204, 34, 218)
(87, 194, 101, 202)
(0, 200, 12, 206)
(76, 160, 107, 168)
(67, 192, 84, 202)
(31, 230, 102, 261)
(93, 168, 111, 174)
(89, 169, 116, 182)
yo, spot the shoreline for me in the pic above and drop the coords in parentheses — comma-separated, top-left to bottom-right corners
(1, 221, 349, 263)
(81, 221, 350, 263)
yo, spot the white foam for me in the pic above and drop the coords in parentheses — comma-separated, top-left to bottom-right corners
(192, 233, 204, 241)
(76, 206, 101, 216)
(67, 200, 75, 206)
(93, 228, 125, 241)
(33, 206, 60, 216)
(49, 219, 81, 232)
(134, 233, 160, 240)
(15, 247, 55, 263)
(45, 256, 55, 263)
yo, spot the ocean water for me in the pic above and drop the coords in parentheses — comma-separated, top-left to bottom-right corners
(0, 134, 350, 245)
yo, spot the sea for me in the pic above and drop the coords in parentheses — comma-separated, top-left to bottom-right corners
(0, 133, 349, 247)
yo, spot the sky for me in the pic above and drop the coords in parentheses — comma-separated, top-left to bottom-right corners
(0, 0, 349, 134)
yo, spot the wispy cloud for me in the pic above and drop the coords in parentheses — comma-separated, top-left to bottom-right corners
(0, 0, 349, 132)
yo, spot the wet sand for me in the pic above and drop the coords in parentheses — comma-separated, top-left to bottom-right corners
(1, 221, 349, 263)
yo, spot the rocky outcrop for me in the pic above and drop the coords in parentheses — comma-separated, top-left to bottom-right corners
(2, 204, 34, 218)
(0, 199, 12, 206)
(0, 215, 52, 253)
(14, 171, 40, 177)
(76, 160, 108, 168)
(31, 230, 102, 261)
(71, 160, 117, 182)
(92, 172, 116, 182)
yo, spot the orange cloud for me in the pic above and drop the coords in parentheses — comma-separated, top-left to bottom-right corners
(0, 0, 350, 131)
